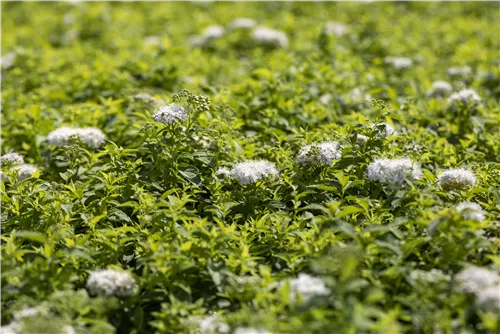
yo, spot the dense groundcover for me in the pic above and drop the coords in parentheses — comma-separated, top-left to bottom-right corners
(1, 1, 500, 333)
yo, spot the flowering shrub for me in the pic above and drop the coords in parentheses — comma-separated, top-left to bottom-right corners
(1, 2, 499, 334)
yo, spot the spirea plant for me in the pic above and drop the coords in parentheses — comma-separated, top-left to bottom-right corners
(1, 2, 499, 334)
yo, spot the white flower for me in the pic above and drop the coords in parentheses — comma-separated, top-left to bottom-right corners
(410, 269, 451, 284)
(0, 322, 21, 334)
(14, 307, 38, 319)
(297, 141, 342, 166)
(385, 57, 412, 69)
(374, 123, 396, 137)
(1, 52, 16, 69)
(325, 22, 349, 37)
(356, 134, 369, 144)
(78, 128, 107, 148)
(448, 89, 481, 104)
(456, 267, 499, 295)
(233, 328, 271, 334)
(13, 164, 38, 181)
(63, 326, 76, 334)
(428, 81, 452, 97)
(285, 273, 330, 303)
(190, 35, 208, 48)
(86, 269, 137, 297)
(252, 27, 288, 48)
(230, 160, 278, 185)
(437, 168, 476, 191)
(475, 284, 500, 312)
(0, 152, 24, 166)
(0, 171, 7, 182)
(319, 94, 332, 105)
(216, 167, 231, 178)
(447, 66, 472, 77)
(346, 88, 371, 103)
(132, 92, 159, 104)
(203, 26, 225, 40)
(367, 158, 422, 186)
(189, 315, 230, 334)
(456, 202, 485, 222)
(144, 35, 162, 46)
(153, 104, 188, 124)
(229, 18, 257, 30)
(47, 127, 106, 148)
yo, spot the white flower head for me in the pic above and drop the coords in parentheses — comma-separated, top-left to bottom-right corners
(385, 57, 413, 69)
(1, 52, 16, 69)
(456, 202, 486, 222)
(447, 66, 472, 77)
(475, 284, 500, 312)
(77, 127, 107, 148)
(319, 94, 332, 105)
(285, 273, 330, 303)
(144, 35, 162, 46)
(456, 266, 499, 294)
(230, 160, 278, 185)
(0, 171, 7, 182)
(297, 141, 342, 166)
(47, 127, 106, 148)
(203, 26, 225, 40)
(189, 315, 230, 334)
(233, 328, 271, 334)
(0, 321, 21, 334)
(216, 167, 231, 178)
(437, 168, 476, 191)
(346, 88, 371, 103)
(448, 89, 481, 104)
(252, 27, 288, 48)
(367, 158, 422, 186)
(325, 22, 349, 37)
(229, 18, 257, 30)
(410, 269, 451, 284)
(132, 92, 159, 104)
(356, 134, 369, 144)
(86, 269, 137, 297)
(13, 164, 38, 181)
(152, 104, 188, 124)
(428, 81, 452, 97)
(0, 152, 24, 166)
(189, 35, 208, 48)
(13, 307, 39, 320)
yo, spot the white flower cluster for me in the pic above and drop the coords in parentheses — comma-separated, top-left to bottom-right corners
(0, 152, 24, 166)
(428, 81, 453, 97)
(410, 269, 451, 284)
(190, 26, 225, 47)
(86, 269, 137, 297)
(252, 27, 289, 48)
(1, 52, 16, 69)
(229, 18, 257, 30)
(456, 267, 499, 294)
(152, 104, 188, 124)
(47, 126, 106, 148)
(367, 158, 422, 186)
(286, 273, 330, 303)
(216, 167, 231, 178)
(346, 88, 371, 103)
(189, 315, 230, 334)
(0, 322, 21, 334)
(296, 141, 342, 166)
(447, 65, 472, 77)
(132, 92, 161, 104)
(233, 328, 271, 334)
(448, 89, 481, 104)
(229, 160, 278, 185)
(385, 57, 413, 69)
(0, 152, 37, 181)
(325, 21, 349, 37)
(456, 266, 500, 312)
(437, 168, 476, 191)
(456, 202, 486, 222)
(475, 284, 500, 312)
